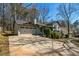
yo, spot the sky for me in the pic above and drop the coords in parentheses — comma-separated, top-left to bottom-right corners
(24, 3, 79, 23)
(36, 3, 60, 21)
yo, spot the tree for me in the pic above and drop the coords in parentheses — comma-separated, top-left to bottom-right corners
(22, 4, 41, 24)
(10, 3, 33, 33)
(0, 3, 33, 33)
(39, 7, 49, 24)
(2, 3, 5, 32)
(57, 3, 78, 38)
(0, 4, 3, 25)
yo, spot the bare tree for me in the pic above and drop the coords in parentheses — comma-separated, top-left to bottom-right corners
(2, 3, 5, 32)
(39, 7, 49, 24)
(10, 3, 32, 33)
(57, 3, 77, 38)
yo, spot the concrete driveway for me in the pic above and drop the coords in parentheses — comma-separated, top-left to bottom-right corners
(9, 34, 79, 56)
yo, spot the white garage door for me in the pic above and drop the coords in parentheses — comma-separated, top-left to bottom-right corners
(18, 28, 33, 35)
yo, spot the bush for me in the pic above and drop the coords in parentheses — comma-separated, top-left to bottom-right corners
(51, 31, 61, 39)
(65, 34, 69, 38)
(40, 27, 43, 32)
(39, 27, 61, 39)
(44, 28, 51, 37)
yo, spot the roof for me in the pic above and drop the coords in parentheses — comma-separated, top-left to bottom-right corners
(47, 21, 59, 26)
(36, 23, 53, 28)
(48, 20, 67, 27)
(15, 20, 29, 25)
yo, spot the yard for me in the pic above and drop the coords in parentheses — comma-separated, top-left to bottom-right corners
(0, 34, 9, 56)
(0, 3, 79, 56)
(0, 33, 79, 56)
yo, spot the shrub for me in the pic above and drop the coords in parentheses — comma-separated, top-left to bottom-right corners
(39, 27, 42, 32)
(65, 34, 69, 38)
(44, 28, 51, 37)
(51, 31, 61, 39)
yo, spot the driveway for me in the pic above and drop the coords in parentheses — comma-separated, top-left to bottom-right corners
(9, 34, 79, 56)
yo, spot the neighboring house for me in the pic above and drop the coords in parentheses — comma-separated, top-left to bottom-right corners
(52, 22, 60, 31)
(47, 21, 60, 31)
(48, 21, 67, 33)
(75, 25, 79, 36)
(73, 20, 79, 37)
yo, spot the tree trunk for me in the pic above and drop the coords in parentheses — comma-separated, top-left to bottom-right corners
(67, 4, 70, 38)
(13, 4, 17, 34)
(2, 3, 5, 32)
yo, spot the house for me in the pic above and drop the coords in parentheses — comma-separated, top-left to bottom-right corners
(73, 20, 79, 37)
(48, 21, 69, 37)
(14, 18, 43, 36)
(15, 19, 34, 36)
(74, 26, 79, 37)
(52, 22, 60, 31)
(47, 21, 60, 31)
